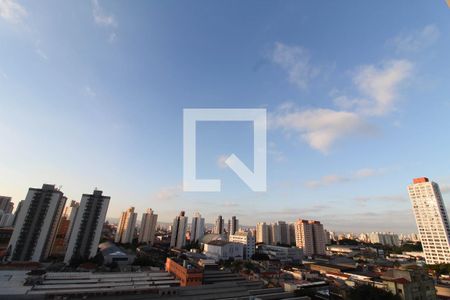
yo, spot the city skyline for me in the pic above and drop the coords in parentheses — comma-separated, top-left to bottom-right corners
(1, 1, 450, 232)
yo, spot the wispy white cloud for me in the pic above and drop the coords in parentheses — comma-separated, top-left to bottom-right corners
(35, 48, 48, 60)
(92, 0, 117, 27)
(34, 40, 49, 61)
(354, 194, 407, 204)
(270, 103, 375, 153)
(441, 184, 450, 194)
(92, 0, 118, 42)
(153, 185, 182, 202)
(259, 205, 328, 217)
(0, 0, 27, 24)
(388, 24, 440, 53)
(305, 167, 386, 188)
(222, 202, 239, 208)
(272, 42, 320, 89)
(353, 60, 413, 116)
(334, 60, 413, 116)
(83, 85, 96, 97)
(271, 37, 413, 154)
(0, 69, 7, 79)
(268, 141, 286, 162)
(108, 32, 117, 43)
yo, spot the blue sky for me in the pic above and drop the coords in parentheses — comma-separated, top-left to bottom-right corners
(1, 0, 450, 233)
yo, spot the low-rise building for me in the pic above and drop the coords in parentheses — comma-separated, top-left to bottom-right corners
(203, 240, 244, 261)
(381, 267, 437, 300)
(165, 257, 203, 287)
(98, 241, 135, 265)
(0, 270, 179, 298)
(229, 231, 255, 259)
(326, 245, 361, 257)
(257, 244, 303, 264)
(309, 262, 355, 275)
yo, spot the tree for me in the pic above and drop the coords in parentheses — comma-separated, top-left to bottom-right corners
(338, 238, 359, 246)
(133, 256, 154, 266)
(69, 255, 83, 268)
(428, 263, 450, 275)
(251, 253, 270, 261)
(348, 285, 401, 300)
(89, 253, 104, 266)
(231, 260, 243, 273)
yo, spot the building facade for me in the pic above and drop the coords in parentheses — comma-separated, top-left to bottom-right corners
(214, 215, 224, 235)
(278, 221, 291, 245)
(0, 212, 14, 227)
(256, 244, 303, 264)
(229, 216, 239, 235)
(138, 208, 158, 244)
(165, 257, 203, 286)
(0, 196, 12, 213)
(256, 222, 269, 244)
(190, 212, 205, 243)
(115, 207, 137, 244)
(7, 184, 66, 261)
(294, 219, 326, 256)
(408, 177, 450, 264)
(203, 240, 244, 261)
(369, 232, 400, 246)
(64, 190, 110, 263)
(63, 200, 80, 246)
(12, 200, 23, 227)
(229, 231, 255, 259)
(170, 211, 188, 248)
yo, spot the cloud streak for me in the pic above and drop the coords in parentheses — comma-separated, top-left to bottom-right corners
(353, 194, 407, 204)
(270, 103, 375, 153)
(388, 24, 440, 53)
(305, 167, 386, 188)
(92, 0, 118, 42)
(334, 60, 413, 116)
(440, 184, 450, 194)
(153, 185, 181, 202)
(271, 42, 413, 153)
(0, 0, 27, 24)
(92, 0, 117, 27)
(272, 42, 320, 89)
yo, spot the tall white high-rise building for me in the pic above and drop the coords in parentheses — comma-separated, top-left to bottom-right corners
(64, 190, 110, 263)
(408, 177, 450, 264)
(190, 212, 205, 243)
(256, 222, 269, 244)
(294, 219, 326, 256)
(138, 208, 158, 244)
(115, 207, 137, 244)
(170, 211, 188, 248)
(214, 215, 224, 235)
(7, 184, 66, 262)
